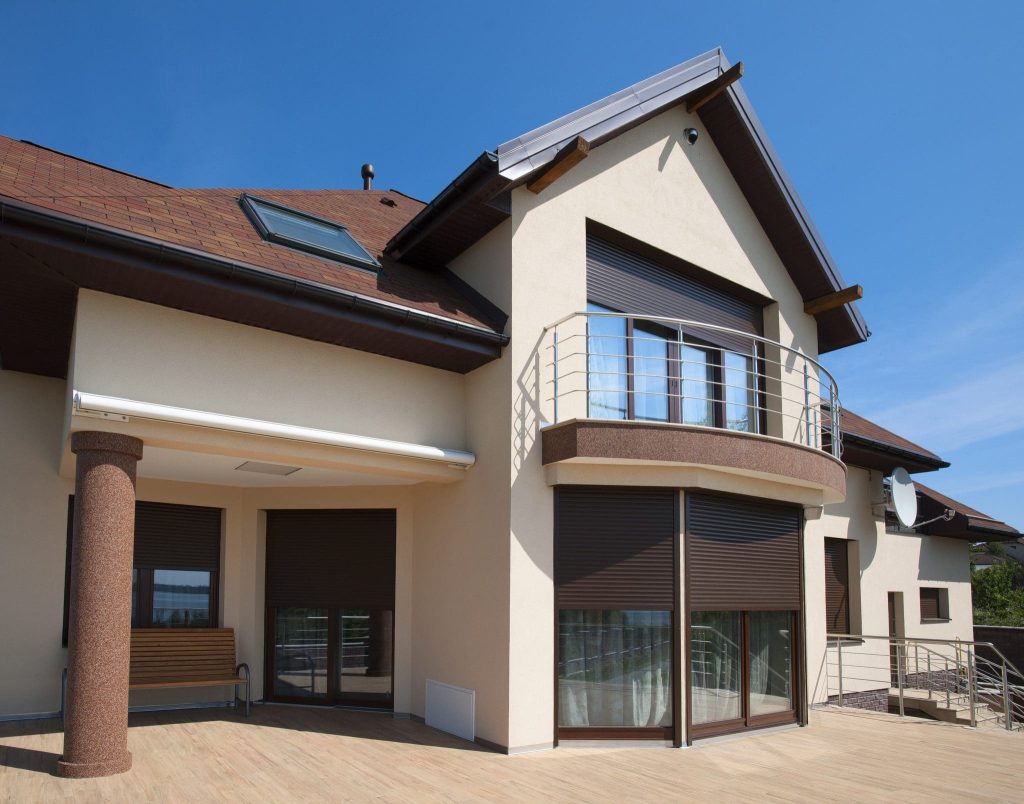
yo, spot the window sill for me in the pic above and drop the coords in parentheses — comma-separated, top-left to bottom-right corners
(920, 618, 951, 624)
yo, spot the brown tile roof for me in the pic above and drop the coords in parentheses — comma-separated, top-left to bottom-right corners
(0, 137, 504, 333)
(840, 408, 946, 466)
(914, 483, 1020, 537)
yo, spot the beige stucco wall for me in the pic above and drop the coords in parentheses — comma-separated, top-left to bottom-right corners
(71, 290, 467, 450)
(0, 370, 74, 717)
(473, 102, 828, 749)
(805, 466, 974, 703)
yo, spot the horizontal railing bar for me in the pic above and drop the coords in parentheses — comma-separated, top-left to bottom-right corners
(545, 311, 840, 393)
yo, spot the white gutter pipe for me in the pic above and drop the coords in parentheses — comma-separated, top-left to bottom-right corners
(72, 391, 476, 468)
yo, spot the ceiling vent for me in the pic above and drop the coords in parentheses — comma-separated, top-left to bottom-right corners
(234, 461, 301, 476)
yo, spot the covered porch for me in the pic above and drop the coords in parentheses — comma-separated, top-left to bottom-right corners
(1, 706, 1017, 801)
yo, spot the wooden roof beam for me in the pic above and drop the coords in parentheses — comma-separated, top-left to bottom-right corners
(804, 285, 864, 316)
(686, 62, 744, 113)
(526, 136, 590, 194)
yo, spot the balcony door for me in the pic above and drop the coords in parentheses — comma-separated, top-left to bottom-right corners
(265, 509, 395, 708)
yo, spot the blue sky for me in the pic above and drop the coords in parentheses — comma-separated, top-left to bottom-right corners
(3, 1, 1023, 531)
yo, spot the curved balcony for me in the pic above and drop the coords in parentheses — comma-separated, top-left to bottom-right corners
(540, 311, 846, 500)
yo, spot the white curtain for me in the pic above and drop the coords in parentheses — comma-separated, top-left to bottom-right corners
(559, 610, 672, 728)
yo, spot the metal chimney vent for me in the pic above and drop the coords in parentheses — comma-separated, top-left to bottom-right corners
(361, 163, 375, 190)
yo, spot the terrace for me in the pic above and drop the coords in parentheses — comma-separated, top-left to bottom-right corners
(1, 706, 1017, 801)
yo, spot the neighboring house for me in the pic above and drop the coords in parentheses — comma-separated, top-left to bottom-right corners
(0, 48, 1017, 777)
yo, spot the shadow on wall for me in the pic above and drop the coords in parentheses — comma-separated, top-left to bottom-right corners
(917, 536, 967, 583)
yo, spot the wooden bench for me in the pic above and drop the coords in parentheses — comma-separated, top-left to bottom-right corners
(62, 627, 251, 720)
(128, 628, 250, 715)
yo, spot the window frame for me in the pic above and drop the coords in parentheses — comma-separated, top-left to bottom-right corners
(132, 566, 219, 629)
(919, 587, 949, 622)
(240, 193, 381, 271)
(586, 303, 765, 433)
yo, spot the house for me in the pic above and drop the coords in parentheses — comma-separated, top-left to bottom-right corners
(0, 48, 1015, 779)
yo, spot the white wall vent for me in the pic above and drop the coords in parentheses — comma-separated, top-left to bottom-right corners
(425, 679, 475, 742)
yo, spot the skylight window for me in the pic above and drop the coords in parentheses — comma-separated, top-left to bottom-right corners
(240, 194, 379, 269)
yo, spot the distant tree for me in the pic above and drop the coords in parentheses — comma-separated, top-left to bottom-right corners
(972, 555, 1024, 627)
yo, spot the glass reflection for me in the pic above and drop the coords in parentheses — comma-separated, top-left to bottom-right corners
(690, 611, 742, 724)
(587, 304, 628, 419)
(151, 569, 211, 627)
(274, 607, 328, 698)
(558, 610, 672, 728)
(749, 611, 793, 717)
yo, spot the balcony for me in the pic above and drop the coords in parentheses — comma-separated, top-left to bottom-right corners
(540, 311, 846, 500)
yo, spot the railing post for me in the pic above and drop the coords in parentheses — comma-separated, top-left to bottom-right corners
(967, 645, 977, 727)
(837, 637, 844, 707)
(552, 327, 559, 425)
(896, 642, 905, 717)
(927, 650, 932, 700)
(945, 658, 950, 708)
(1002, 661, 1012, 731)
(803, 362, 811, 446)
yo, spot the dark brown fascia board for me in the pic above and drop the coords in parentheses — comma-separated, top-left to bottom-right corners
(389, 48, 868, 354)
(526, 137, 590, 194)
(0, 196, 510, 363)
(718, 78, 869, 350)
(386, 151, 503, 261)
(841, 432, 949, 473)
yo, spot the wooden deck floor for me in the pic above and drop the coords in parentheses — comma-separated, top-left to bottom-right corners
(1, 705, 1019, 802)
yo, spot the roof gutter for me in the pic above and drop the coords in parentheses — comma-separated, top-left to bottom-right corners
(386, 151, 502, 260)
(0, 196, 509, 350)
(842, 432, 950, 471)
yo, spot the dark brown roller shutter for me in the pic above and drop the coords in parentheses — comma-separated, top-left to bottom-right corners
(587, 236, 762, 352)
(555, 486, 677, 610)
(686, 493, 801, 611)
(920, 588, 941, 620)
(266, 509, 396, 609)
(133, 501, 222, 570)
(823, 538, 850, 633)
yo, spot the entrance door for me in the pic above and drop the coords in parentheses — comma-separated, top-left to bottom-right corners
(888, 592, 904, 686)
(265, 509, 396, 708)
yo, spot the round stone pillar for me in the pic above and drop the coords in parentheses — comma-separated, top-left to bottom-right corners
(59, 431, 144, 779)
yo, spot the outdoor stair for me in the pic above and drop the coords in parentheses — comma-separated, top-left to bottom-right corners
(888, 688, 1005, 728)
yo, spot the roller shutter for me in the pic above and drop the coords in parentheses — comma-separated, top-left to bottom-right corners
(686, 493, 801, 611)
(823, 538, 851, 633)
(555, 486, 677, 610)
(133, 501, 222, 571)
(265, 509, 396, 609)
(586, 236, 762, 352)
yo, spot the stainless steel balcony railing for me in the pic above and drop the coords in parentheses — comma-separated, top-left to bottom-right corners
(544, 311, 842, 458)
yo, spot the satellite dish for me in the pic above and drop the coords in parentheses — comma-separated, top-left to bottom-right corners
(886, 467, 918, 528)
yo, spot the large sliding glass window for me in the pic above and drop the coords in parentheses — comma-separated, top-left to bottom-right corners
(633, 325, 670, 422)
(723, 351, 756, 432)
(689, 610, 797, 735)
(559, 610, 672, 729)
(337, 609, 394, 704)
(681, 344, 715, 427)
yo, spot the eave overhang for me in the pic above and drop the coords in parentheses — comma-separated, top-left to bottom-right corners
(387, 47, 868, 354)
(0, 196, 509, 378)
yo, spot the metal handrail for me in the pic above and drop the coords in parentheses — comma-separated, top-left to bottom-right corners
(825, 633, 1022, 732)
(544, 311, 841, 457)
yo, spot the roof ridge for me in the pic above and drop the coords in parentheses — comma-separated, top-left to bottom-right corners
(15, 139, 175, 189)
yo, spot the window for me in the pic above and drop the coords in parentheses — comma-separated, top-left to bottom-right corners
(823, 538, 851, 634)
(63, 499, 222, 643)
(920, 587, 948, 621)
(241, 194, 379, 269)
(586, 303, 761, 432)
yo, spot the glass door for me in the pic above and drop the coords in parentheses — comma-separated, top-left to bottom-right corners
(272, 607, 329, 700)
(268, 607, 394, 708)
(336, 609, 394, 706)
(689, 610, 797, 738)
